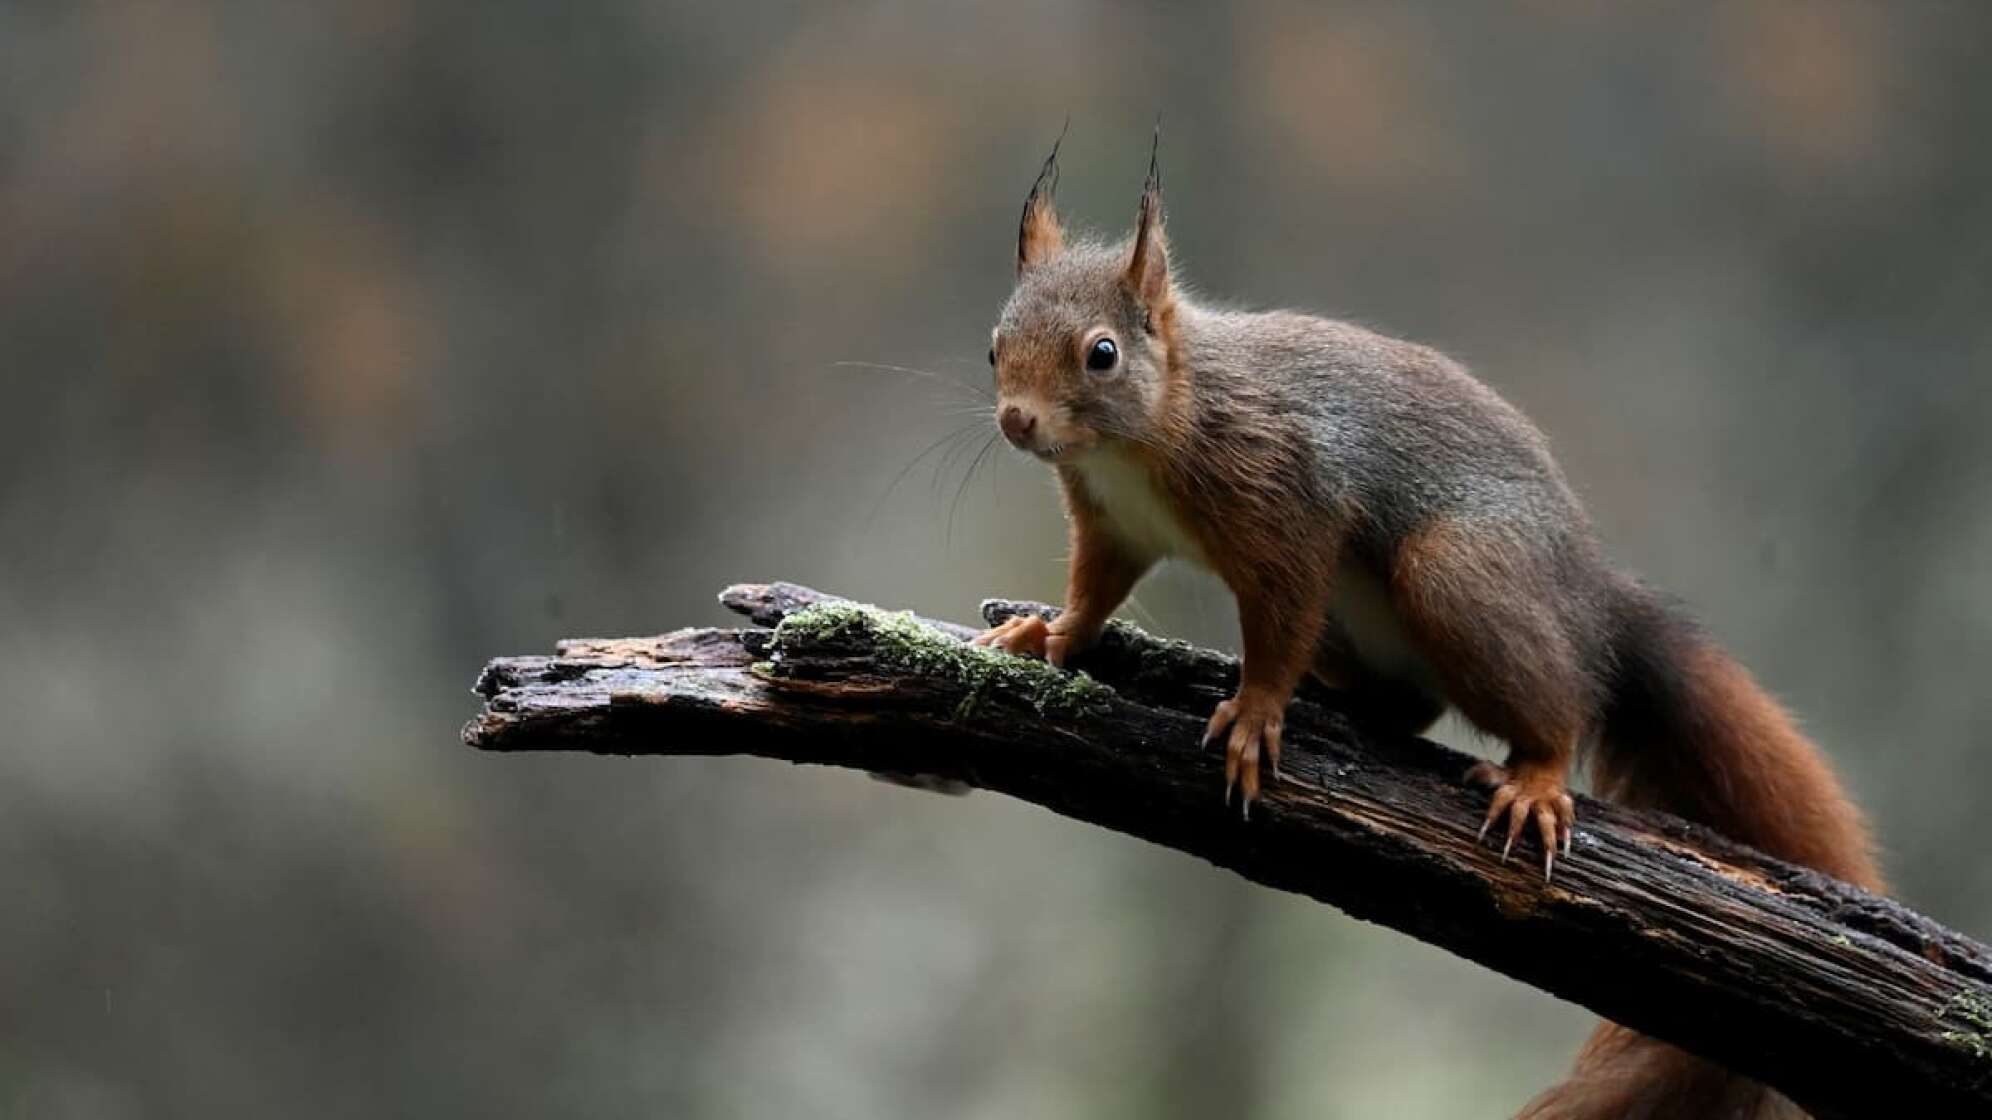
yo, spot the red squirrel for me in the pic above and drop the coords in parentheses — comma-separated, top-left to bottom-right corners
(971, 134, 1882, 1119)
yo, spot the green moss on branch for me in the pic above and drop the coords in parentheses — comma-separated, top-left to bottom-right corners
(767, 602, 1117, 720)
(1939, 992, 1992, 1062)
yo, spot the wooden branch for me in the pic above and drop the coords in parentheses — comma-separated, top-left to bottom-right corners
(464, 581, 1992, 1117)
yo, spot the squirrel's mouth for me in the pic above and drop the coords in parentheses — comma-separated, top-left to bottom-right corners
(1029, 440, 1088, 464)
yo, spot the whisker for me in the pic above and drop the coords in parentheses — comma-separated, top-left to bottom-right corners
(935, 421, 995, 494)
(947, 431, 1003, 548)
(830, 360, 993, 402)
(863, 420, 989, 532)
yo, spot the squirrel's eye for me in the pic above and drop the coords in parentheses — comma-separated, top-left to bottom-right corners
(1086, 337, 1118, 372)
(987, 346, 996, 367)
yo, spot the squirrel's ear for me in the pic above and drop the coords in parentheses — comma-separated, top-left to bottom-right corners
(1123, 128, 1170, 321)
(1017, 126, 1067, 275)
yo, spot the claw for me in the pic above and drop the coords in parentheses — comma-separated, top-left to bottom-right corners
(1205, 691, 1286, 821)
(1203, 701, 1236, 753)
(1480, 784, 1518, 843)
(1472, 765, 1577, 881)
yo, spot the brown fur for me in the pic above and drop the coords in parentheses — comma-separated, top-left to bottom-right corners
(1519, 1025, 1808, 1120)
(1393, 518, 1589, 769)
(977, 141, 1882, 1117)
(1016, 133, 1066, 275)
(1597, 639, 1881, 889)
(1046, 482, 1150, 662)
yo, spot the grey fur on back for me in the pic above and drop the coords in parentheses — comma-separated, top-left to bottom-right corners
(1178, 304, 1588, 542)
(1178, 295, 1624, 681)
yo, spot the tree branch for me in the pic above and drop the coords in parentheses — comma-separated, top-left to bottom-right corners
(463, 581, 1992, 1117)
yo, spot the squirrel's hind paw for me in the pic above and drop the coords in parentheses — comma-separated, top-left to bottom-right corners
(1466, 761, 1575, 881)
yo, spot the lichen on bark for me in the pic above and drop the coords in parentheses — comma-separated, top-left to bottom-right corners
(767, 601, 1116, 720)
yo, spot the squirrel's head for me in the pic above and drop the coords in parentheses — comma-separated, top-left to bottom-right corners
(989, 131, 1177, 463)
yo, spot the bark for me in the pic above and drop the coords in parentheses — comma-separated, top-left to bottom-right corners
(464, 580, 1992, 1118)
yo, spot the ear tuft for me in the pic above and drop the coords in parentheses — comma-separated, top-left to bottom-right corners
(1017, 122, 1069, 275)
(1124, 123, 1170, 324)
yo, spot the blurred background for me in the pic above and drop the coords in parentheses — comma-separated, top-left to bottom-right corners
(4, 1, 1989, 1116)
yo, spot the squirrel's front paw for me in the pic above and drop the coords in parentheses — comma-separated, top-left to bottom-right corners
(1203, 689, 1287, 818)
(972, 615, 1051, 660)
(973, 615, 1093, 667)
(1466, 760, 1575, 880)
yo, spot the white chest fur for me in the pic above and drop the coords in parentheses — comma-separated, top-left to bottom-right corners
(1330, 561, 1438, 690)
(1071, 449, 1209, 566)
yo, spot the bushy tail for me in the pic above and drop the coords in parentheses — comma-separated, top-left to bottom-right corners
(1519, 580, 1881, 1120)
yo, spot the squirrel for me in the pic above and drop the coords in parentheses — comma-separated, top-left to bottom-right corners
(969, 132, 1883, 1119)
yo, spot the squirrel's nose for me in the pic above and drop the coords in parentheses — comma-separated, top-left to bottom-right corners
(999, 406, 1037, 447)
